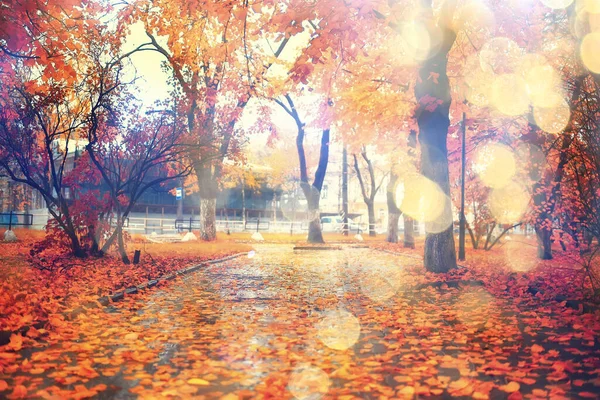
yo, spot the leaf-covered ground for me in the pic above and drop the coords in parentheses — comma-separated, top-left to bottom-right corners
(0, 230, 251, 333)
(1, 244, 599, 399)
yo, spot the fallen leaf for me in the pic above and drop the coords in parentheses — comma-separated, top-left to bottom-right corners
(187, 378, 210, 386)
(499, 382, 520, 393)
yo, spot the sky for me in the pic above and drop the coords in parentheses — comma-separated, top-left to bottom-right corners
(121, 21, 322, 151)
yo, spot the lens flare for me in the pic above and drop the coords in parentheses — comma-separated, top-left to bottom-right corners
(491, 74, 529, 116)
(582, 0, 600, 13)
(360, 267, 402, 302)
(288, 364, 331, 400)
(400, 21, 432, 62)
(464, 54, 494, 106)
(489, 182, 531, 224)
(541, 0, 574, 9)
(524, 64, 563, 108)
(396, 174, 453, 233)
(533, 100, 571, 134)
(474, 143, 516, 189)
(316, 309, 361, 351)
(479, 37, 523, 74)
(581, 32, 600, 73)
(455, 1, 495, 46)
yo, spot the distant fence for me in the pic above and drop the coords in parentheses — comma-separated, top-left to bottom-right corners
(5, 211, 386, 235)
(0, 212, 33, 229)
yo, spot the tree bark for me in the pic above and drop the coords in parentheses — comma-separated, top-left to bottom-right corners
(404, 215, 415, 249)
(387, 213, 400, 243)
(387, 170, 400, 243)
(354, 151, 382, 238)
(404, 130, 417, 249)
(342, 146, 349, 236)
(535, 226, 553, 259)
(200, 197, 217, 241)
(117, 224, 130, 264)
(414, 1, 458, 273)
(304, 184, 324, 243)
(366, 201, 376, 237)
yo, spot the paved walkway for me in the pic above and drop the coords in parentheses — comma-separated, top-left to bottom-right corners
(4, 245, 600, 399)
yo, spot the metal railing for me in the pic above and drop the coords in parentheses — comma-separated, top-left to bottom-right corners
(4, 211, 391, 235)
(0, 212, 33, 229)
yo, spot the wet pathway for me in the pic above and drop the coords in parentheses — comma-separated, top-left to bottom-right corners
(2, 245, 599, 399)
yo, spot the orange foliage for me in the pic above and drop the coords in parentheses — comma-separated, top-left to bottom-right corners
(0, 230, 251, 333)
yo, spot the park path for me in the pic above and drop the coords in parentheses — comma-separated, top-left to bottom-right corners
(4, 245, 600, 399)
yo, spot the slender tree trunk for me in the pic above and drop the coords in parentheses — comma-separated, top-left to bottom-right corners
(414, 1, 458, 273)
(367, 201, 376, 237)
(535, 226, 553, 259)
(466, 223, 478, 249)
(404, 215, 415, 249)
(387, 213, 400, 243)
(387, 171, 400, 243)
(117, 224, 130, 264)
(342, 146, 349, 236)
(278, 94, 329, 244)
(404, 130, 417, 249)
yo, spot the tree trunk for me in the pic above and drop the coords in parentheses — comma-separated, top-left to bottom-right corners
(404, 215, 415, 249)
(387, 170, 400, 243)
(117, 224, 130, 264)
(414, 2, 458, 273)
(536, 226, 553, 259)
(387, 213, 400, 243)
(342, 146, 349, 236)
(303, 183, 324, 243)
(367, 201, 376, 237)
(200, 197, 217, 241)
(466, 223, 478, 249)
(67, 229, 85, 258)
(278, 94, 330, 244)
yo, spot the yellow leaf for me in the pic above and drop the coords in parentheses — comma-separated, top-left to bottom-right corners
(499, 382, 520, 393)
(124, 333, 139, 341)
(187, 378, 210, 386)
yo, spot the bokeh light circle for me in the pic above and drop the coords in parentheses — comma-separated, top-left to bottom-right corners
(474, 143, 517, 189)
(581, 32, 600, 73)
(524, 64, 563, 108)
(316, 309, 361, 351)
(491, 74, 529, 116)
(396, 174, 453, 233)
(479, 37, 523, 74)
(400, 21, 432, 62)
(582, 0, 600, 13)
(489, 182, 531, 224)
(533, 100, 571, 134)
(360, 266, 402, 302)
(464, 54, 494, 106)
(288, 364, 331, 400)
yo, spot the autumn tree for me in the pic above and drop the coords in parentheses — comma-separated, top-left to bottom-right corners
(353, 150, 387, 237)
(413, 0, 458, 272)
(0, 4, 113, 257)
(85, 100, 191, 263)
(117, 0, 310, 241)
(273, 95, 331, 243)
